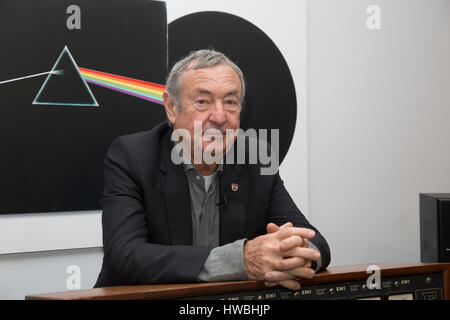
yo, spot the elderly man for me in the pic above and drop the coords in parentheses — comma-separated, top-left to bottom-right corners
(95, 49, 330, 291)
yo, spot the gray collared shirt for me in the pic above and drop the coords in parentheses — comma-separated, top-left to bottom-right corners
(183, 162, 222, 247)
(183, 161, 249, 282)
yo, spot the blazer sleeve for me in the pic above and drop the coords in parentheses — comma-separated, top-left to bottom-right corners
(267, 173, 331, 272)
(100, 137, 212, 285)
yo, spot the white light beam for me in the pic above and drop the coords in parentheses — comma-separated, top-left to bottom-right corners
(0, 70, 63, 85)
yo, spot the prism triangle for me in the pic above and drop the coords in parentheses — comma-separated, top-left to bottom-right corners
(32, 46, 99, 106)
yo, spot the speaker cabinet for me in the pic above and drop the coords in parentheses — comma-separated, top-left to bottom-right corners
(420, 193, 450, 262)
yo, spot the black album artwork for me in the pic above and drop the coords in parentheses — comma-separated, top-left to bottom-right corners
(0, 0, 167, 214)
(168, 12, 297, 165)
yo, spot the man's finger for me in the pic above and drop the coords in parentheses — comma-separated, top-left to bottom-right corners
(303, 238, 309, 248)
(279, 235, 304, 251)
(286, 267, 316, 280)
(266, 222, 293, 234)
(304, 260, 312, 269)
(280, 222, 293, 229)
(265, 268, 315, 282)
(276, 227, 315, 241)
(274, 256, 306, 271)
(266, 223, 278, 234)
(282, 247, 321, 261)
(265, 270, 296, 282)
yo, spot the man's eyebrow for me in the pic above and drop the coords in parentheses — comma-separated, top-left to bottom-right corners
(194, 89, 239, 97)
(194, 89, 213, 95)
(225, 90, 239, 97)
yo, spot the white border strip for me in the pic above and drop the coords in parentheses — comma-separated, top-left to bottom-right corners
(0, 210, 102, 255)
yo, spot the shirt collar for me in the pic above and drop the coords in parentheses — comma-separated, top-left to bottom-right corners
(173, 142, 223, 174)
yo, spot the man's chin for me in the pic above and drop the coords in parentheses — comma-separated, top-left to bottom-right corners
(201, 141, 226, 151)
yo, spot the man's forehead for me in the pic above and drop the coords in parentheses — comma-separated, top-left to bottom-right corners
(181, 64, 242, 93)
(183, 63, 240, 81)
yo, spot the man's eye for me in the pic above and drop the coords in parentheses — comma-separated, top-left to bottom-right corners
(197, 100, 208, 105)
(225, 100, 239, 109)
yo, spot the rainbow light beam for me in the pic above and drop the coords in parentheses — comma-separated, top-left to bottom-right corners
(79, 67, 165, 105)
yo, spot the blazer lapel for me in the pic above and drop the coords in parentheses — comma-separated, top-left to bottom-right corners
(160, 130, 193, 245)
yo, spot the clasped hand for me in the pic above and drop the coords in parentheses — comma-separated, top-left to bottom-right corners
(243, 222, 320, 290)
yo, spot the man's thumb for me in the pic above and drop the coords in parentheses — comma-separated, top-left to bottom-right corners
(266, 223, 279, 234)
(266, 222, 293, 234)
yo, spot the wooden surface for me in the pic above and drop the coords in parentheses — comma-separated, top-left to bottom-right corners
(25, 263, 450, 300)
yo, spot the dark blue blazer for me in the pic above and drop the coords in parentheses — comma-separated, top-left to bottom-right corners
(94, 122, 330, 287)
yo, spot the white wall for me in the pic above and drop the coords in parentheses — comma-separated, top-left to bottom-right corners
(0, 212, 103, 299)
(307, 0, 450, 266)
(0, 247, 103, 300)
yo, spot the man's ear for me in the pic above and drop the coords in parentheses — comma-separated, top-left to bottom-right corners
(163, 92, 177, 126)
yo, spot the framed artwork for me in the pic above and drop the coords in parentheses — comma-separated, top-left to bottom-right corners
(0, 0, 168, 214)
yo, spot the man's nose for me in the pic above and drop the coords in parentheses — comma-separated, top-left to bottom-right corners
(208, 102, 227, 126)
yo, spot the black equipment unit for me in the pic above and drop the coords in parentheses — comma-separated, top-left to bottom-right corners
(420, 193, 450, 262)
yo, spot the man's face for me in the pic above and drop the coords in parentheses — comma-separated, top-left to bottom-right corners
(164, 63, 242, 162)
